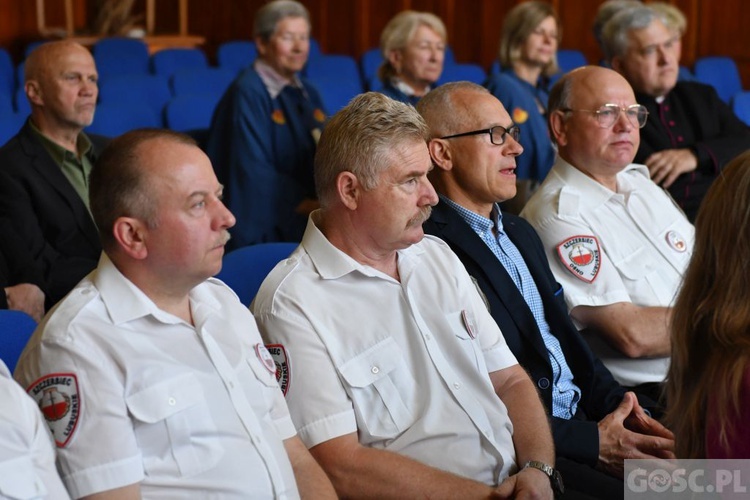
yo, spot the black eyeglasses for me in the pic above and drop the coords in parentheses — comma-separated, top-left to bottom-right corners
(560, 103, 649, 129)
(440, 124, 521, 146)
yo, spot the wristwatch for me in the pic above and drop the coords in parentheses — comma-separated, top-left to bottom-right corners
(522, 460, 565, 497)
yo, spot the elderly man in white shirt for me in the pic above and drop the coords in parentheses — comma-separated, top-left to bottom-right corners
(521, 66, 694, 397)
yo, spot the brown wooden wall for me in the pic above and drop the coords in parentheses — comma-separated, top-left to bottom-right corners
(3, 0, 750, 87)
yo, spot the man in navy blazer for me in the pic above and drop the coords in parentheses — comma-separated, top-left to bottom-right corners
(418, 82, 674, 497)
(0, 41, 106, 309)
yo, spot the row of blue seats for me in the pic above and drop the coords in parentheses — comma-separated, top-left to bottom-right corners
(1, 37, 746, 145)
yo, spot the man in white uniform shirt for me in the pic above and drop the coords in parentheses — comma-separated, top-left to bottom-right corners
(521, 66, 694, 399)
(14, 130, 336, 499)
(252, 92, 557, 499)
(0, 359, 70, 499)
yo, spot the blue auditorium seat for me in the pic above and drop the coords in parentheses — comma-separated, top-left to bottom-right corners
(98, 74, 171, 125)
(86, 101, 160, 138)
(164, 93, 222, 132)
(170, 67, 235, 97)
(92, 37, 150, 81)
(438, 63, 487, 85)
(216, 40, 257, 74)
(694, 56, 743, 104)
(150, 48, 208, 79)
(214, 243, 298, 306)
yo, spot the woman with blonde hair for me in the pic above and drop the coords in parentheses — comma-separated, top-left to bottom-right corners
(485, 1, 558, 191)
(666, 149, 750, 458)
(377, 10, 446, 105)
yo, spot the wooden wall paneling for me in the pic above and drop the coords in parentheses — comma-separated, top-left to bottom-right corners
(695, 0, 750, 87)
(3, 0, 750, 88)
(556, 0, 605, 66)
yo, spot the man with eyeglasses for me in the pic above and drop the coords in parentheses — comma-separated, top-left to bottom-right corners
(602, 4, 750, 222)
(419, 81, 674, 495)
(521, 66, 694, 405)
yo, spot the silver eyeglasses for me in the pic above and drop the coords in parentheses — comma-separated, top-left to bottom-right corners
(560, 103, 649, 129)
(440, 124, 521, 146)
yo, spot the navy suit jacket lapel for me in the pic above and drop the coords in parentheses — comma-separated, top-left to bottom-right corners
(430, 202, 550, 361)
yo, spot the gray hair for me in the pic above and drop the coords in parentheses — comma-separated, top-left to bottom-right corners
(498, 1, 560, 78)
(649, 2, 687, 36)
(416, 81, 490, 138)
(314, 92, 430, 207)
(601, 5, 660, 62)
(378, 10, 447, 82)
(253, 0, 310, 41)
(592, 0, 641, 50)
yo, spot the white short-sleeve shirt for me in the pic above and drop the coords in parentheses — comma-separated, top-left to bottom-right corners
(0, 360, 70, 500)
(521, 158, 694, 386)
(252, 215, 519, 486)
(14, 255, 300, 499)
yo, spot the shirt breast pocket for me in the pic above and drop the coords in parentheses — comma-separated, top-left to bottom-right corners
(337, 337, 417, 441)
(448, 310, 484, 374)
(126, 372, 222, 478)
(611, 248, 659, 305)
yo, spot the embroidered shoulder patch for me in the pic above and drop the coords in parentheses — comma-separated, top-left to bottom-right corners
(27, 373, 81, 447)
(265, 344, 291, 396)
(556, 235, 601, 283)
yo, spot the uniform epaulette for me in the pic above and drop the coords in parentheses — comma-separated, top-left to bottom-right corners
(557, 186, 581, 218)
(42, 281, 99, 343)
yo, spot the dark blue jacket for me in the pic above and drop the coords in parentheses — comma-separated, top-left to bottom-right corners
(424, 200, 627, 466)
(205, 67, 327, 248)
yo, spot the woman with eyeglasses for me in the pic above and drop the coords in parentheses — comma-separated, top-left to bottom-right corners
(666, 150, 750, 459)
(485, 1, 559, 207)
(376, 11, 446, 105)
(205, 0, 326, 249)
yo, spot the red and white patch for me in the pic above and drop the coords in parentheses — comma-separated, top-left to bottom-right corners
(255, 343, 276, 374)
(26, 373, 81, 447)
(665, 230, 687, 253)
(556, 235, 601, 283)
(265, 344, 291, 396)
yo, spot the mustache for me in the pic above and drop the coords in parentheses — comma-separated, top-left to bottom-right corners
(407, 205, 433, 227)
(216, 230, 231, 247)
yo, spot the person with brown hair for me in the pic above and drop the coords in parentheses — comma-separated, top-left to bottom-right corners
(666, 149, 750, 459)
(485, 1, 558, 199)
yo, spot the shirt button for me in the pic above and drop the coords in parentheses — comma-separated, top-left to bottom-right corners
(168, 397, 176, 406)
(537, 378, 550, 390)
(371, 366, 379, 374)
(453, 382, 461, 389)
